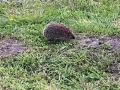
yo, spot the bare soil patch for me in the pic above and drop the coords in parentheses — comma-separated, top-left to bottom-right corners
(0, 38, 26, 59)
(76, 35, 120, 53)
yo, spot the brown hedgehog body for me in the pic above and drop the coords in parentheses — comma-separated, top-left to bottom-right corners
(43, 22, 75, 40)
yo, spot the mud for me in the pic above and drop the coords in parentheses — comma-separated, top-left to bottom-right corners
(0, 38, 26, 58)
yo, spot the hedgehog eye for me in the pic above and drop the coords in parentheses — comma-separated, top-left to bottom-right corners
(67, 33, 70, 36)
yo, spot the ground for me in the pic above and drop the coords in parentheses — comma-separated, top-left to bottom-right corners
(0, 38, 26, 58)
(0, 0, 120, 90)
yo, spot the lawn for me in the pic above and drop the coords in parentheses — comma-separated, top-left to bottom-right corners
(0, 0, 120, 90)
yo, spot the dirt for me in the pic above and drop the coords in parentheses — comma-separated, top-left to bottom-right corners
(76, 37, 99, 48)
(0, 38, 26, 59)
(76, 35, 120, 53)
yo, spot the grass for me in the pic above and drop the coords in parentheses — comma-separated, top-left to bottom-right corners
(0, 0, 120, 90)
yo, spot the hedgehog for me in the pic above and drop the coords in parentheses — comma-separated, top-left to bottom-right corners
(43, 22, 75, 41)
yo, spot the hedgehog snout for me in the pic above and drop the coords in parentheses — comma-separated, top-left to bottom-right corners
(67, 33, 75, 39)
(70, 35, 75, 39)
